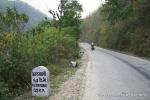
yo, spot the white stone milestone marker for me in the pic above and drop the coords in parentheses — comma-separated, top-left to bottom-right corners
(31, 66, 50, 97)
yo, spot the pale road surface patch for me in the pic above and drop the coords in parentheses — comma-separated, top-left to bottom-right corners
(81, 43, 150, 100)
(49, 49, 89, 100)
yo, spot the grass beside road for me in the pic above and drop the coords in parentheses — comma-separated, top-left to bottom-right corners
(50, 65, 78, 95)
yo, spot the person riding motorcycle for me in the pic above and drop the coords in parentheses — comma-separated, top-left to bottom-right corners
(91, 42, 95, 50)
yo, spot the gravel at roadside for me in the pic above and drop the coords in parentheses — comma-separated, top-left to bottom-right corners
(49, 50, 89, 100)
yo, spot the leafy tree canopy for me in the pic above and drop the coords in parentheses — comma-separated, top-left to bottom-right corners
(49, 0, 83, 31)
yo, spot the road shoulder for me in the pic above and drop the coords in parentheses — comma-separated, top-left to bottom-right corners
(49, 49, 89, 100)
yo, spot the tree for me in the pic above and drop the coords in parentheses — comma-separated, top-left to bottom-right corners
(0, 7, 29, 34)
(49, 0, 82, 32)
(82, 0, 150, 58)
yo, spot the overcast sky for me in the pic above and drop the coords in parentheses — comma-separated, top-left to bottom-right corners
(20, 0, 104, 18)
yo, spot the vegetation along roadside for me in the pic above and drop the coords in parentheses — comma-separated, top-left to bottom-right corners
(0, 0, 83, 99)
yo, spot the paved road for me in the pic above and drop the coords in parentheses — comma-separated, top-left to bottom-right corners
(80, 43, 150, 100)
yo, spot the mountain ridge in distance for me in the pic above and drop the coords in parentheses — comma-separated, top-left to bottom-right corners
(0, 0, 51, 31)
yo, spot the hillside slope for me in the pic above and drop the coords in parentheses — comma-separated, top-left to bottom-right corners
(0, 0, 49, 30)
(81, 0, 150, 58)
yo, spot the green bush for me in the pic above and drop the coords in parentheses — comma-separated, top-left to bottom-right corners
(0, 27, 80, 99)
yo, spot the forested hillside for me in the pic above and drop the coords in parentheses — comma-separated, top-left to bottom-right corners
(0, 0, 48, 31)
(82, 0, 150, 58)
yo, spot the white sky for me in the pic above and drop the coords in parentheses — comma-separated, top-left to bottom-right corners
(19, 0, 104, 18)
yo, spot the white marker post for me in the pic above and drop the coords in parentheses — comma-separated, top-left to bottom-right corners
(31, 66, 50, 97)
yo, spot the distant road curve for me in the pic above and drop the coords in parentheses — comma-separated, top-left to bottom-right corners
(80, 43, 150, 100)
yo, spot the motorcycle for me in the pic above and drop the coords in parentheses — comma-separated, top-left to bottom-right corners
(91, 45, 95, 50)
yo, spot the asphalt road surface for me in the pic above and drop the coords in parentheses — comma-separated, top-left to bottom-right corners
(80, 43, 150, 100)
